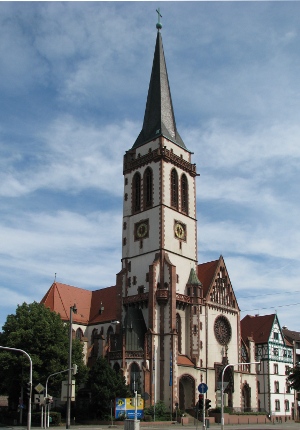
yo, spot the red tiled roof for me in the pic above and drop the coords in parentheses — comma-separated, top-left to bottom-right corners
(89, 286, 118, 324)
(282, 328, 300, 344)
(241, 314, 276, 344)
(197, 259, 219, 296)
(41, 282, 118, 325)
(41, 282, 92, 324)
(177, 354, 195, 367)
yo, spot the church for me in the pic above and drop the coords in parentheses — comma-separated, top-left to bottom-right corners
(41, 20, 258, 414)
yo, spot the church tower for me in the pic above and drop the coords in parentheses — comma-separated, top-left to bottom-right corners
(118, 16, 202, 409)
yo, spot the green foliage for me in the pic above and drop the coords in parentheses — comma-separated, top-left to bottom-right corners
(144, 400, 168, 420)
(0, 302, 88, 404)
(31, 411, 61, 426)
(86, 356, 130, 419)
(287, 363, 300, 391)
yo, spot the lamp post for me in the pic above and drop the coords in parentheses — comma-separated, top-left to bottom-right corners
(66, 304, 77, 429)
(221, 361, 260, 430)
(0, 346, 32, 430)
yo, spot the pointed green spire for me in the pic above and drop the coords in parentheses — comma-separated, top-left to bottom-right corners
(187, 268, 202, 286)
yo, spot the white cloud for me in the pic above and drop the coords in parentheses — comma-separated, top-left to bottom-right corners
(1, 2, 300, 333)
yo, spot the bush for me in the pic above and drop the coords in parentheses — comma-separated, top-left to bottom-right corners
(31, 411, 61, 426)
(144, 400, 168, 420)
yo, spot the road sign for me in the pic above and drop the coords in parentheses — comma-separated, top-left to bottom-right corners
(34, 394, 45, 405)
(198, 383, 208, 394)
(35, 383, 44, 393)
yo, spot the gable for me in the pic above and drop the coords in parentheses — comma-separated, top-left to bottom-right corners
(197, 255, 239, 311)
(41, 282, 118, 325)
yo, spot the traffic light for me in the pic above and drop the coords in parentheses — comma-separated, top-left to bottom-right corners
(205, 399, 211, 410)
(26, 382, 32, 398)
(198, 394, 203, 409)
(130, 397, 135, 407)
(73, 364, 78, 375)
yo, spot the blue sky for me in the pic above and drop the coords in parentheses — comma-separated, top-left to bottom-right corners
(0, 1, 300, 332)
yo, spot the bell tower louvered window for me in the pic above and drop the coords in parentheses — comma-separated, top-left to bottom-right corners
(171, 168, 178, 209)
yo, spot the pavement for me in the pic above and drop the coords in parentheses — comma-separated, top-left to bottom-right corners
(1, 423, 300, 430)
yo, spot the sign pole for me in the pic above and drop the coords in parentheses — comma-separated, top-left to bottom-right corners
(198, 383, 208, 430)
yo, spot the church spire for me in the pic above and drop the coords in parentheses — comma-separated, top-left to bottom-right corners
(132, 16, 186, 150)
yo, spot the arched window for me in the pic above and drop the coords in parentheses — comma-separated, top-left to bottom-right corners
(107, 325, 114, 343)
(76, 328, 83, 340)
(130, 362, 141, 393)
(113, 362, 121, 374)
(132, 172, 141, 213)
(181, 174, 188, 214)
(171, 169, 178, 209)
(91, 328, 98, 343)
(144, 167, 153, 209)
(176, 314, 182, 354)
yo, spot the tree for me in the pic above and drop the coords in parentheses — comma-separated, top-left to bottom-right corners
(0, 302, 87, 407)
(86, 356, 130, 419)
(287, 364, 300, 391)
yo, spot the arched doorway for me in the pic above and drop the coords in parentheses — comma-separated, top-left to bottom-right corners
(242, 383, 251, 411)
(179, 375, 195, 411)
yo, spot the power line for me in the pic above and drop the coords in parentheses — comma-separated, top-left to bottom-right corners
(241, 302, 300, 313)
(237, 290, 300, 300)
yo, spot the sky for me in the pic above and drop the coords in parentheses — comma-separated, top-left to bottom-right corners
(0, 1, 300, 333)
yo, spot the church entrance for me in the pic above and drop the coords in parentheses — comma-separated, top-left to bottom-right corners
(179, 375, 195, 412)
(242, 383, 251, 411)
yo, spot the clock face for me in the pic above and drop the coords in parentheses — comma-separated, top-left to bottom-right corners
(214, 315, 232, 345)
(135, 220, 149, 239)
(174, 221, 186, 240)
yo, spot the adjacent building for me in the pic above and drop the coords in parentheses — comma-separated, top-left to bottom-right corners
(241, 314, 294, 420)
(282, 327, 300, 420)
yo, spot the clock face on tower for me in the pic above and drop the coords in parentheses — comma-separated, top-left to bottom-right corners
(135, 220, 149, 240)
(174, 221, 186, 241)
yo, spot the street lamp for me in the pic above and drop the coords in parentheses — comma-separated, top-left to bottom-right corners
(66, 304, 77, 429)
(221, 361, 260, 430)
(0, 346, 32, 430)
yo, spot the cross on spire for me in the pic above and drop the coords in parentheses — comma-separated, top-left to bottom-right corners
(156, 8, 162, 31)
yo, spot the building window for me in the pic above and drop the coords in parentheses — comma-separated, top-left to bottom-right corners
(128, 277, 131, 288)
(274, 364, 278, 374)
(181, 174, 188, 214)
(144, 167, 153, 209)
(146, 273, 149, 282)
(274, 332, 279, 340)
(285, 366, 290, 375)
(76, 328, 83, 340)
(274, 381, 279, 393)
(285, 400, 289, 411)
(132, 172, 141, 213)
(176, 314, 182, 354)
(257, 380, 260, 394)
(273, 347, 279, 356)
(275, 400, 280, 411)
(171, 168, 178, 209)
(133, 276, 137, 285)
(123, 222, 127, 230)
(123, 237, 126, 246)
(138, 286, 144, 294)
